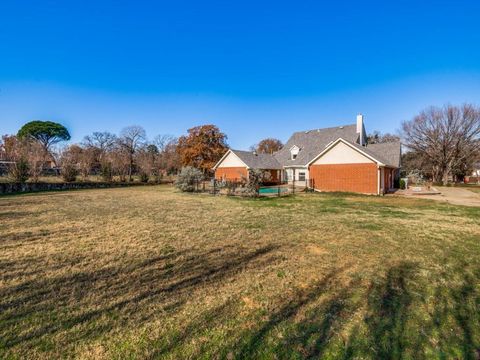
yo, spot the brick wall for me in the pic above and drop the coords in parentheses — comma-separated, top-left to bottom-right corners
(215, 167, 248, 181)
(309, 163, 378, 194)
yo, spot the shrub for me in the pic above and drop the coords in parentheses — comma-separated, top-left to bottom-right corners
(175, 166, 203, 192)
(243, 169, 264, 197)
(9, 158, 30, 183)
(399, 179, 406, 190)
(101, 162, 113, 182)
(225, 181, 238, 196)
(393, 177, 400, 189)
(139, 172, 149, 183)
(61, 164, 77, 182)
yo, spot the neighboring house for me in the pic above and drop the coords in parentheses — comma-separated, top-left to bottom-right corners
(213, 115, 402, 195)
(464, 162, 480, 183)
(471, 163, 480, 177)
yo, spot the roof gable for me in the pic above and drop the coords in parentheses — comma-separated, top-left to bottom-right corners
(274, 124, 360, 166)
(310, 140, 375, 165)
(307, 138, 387, 166)
(213, 149, 248, 169)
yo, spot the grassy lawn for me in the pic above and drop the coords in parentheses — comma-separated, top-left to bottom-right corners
(1, 186, 479, 359)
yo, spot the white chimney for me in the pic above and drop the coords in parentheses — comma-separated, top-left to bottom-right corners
(356, 114, 364, 146)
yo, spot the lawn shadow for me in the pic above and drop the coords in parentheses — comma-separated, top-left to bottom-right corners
(0, 243, 280, 353)
(359, 261, 480, 360)
(363, 261, 419, 359)
(431, 263, 480, 360)
(228, 266, 363, 359)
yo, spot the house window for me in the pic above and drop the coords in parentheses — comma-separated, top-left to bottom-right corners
(298, 172, 306, 181)
(292, 153, 297, 160)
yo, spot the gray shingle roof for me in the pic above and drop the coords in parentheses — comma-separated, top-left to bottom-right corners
(273, 124, 360, 166)
(219, 124, 401, 170)
(365, 141, 401, 168)
(231, 150, 282, 169)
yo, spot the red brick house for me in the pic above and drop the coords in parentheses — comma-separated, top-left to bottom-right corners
(213, 115, 401, 195)
(213, 149, 282, 183)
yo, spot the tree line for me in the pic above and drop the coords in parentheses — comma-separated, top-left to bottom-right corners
(0, 123, 228, 183)
(0, 120, 288, 184)
(1, 103, 479, 184)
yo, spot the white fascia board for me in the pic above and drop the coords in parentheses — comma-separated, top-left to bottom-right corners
(212, 149, 232, 170)
(212, 149, 250, 170)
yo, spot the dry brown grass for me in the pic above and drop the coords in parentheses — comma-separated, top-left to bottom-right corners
(1, 186, 479, 359)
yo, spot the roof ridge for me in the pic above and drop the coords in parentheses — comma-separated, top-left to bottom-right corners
(291, 123, 356, 134)
(232, 149, 277, 156)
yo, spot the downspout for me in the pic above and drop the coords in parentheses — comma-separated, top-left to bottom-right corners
(377, 165, 381, 195)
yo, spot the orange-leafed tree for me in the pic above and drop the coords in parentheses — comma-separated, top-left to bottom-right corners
(177, 125, 228, 174)
(253, 138, 283, 154)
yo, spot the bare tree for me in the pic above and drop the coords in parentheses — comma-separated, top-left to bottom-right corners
(154, 135, 180, 175)
(136, 144, 159, 182)
(154, 134, 176, 153)
(82, 131, 117, 172)
(2, 135, 30, 182)
(118, 126, 146, 181)
(367, 131, 400, 144)
(58, 146, 79, 182)
(26, 141, 47, 182)
(83, 132, 117, 154)
(1, 135, 49, 182)
(108, 144, 131, 182)
(402, 104, 480, 184)
(66, 145, 96, 181)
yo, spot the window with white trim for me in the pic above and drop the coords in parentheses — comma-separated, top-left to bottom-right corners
(298, 172, 306, 181)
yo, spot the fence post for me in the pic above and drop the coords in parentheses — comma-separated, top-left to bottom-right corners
(278, 186, 280, 197)
(293, 168, 296, 194)
(213, 179, 216, 195)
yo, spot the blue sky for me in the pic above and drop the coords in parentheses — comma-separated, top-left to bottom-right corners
(1, 0, 480, 149)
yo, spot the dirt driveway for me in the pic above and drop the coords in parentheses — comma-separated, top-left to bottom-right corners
(408, 186, 480, 207)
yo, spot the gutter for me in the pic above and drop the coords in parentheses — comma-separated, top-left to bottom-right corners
(377, 165, 381, 195)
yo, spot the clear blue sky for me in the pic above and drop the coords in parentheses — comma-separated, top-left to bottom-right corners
(1, 0, 480, 149)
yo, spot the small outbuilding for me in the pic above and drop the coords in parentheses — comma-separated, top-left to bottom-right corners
(213, 149, 282, 183)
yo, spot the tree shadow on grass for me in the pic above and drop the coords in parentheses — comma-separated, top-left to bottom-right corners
(0, 243, 280, 354)
(363, 261, 419, 360)
(228, 266, 363, 359)
(431, 264, 480, 360)
(358, 261, 480, 360)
